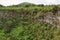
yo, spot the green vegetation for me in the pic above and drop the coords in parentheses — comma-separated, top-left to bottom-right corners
(0, 2, 60, 40)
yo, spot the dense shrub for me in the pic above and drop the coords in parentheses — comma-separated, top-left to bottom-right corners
(0, 5, 3, 7)
(52, 6, 59, 14)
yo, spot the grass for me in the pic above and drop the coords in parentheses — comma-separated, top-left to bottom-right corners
(0, 4, 60, 40)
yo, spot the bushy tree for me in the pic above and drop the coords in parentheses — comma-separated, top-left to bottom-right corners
(52, 6, 59, 15)
(0, 4, 3, 7)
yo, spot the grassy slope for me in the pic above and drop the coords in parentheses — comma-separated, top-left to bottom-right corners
(0, 4, 60, 40)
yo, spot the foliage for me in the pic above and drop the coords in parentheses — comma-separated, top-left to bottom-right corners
(0, 3, 60, 40)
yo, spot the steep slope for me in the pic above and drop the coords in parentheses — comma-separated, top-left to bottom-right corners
(0, 3, 60, 40)
(0, 9, 57, 40)
(0, 6, 60, 29)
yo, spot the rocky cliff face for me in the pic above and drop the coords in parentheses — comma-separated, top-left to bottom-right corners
(0, 10, 60, 29)
(37, 11, 60, 29)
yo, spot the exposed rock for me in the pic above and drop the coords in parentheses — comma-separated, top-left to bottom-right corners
(37, 11, 60, 29)
(0, 10, 60, 29)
